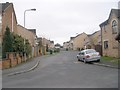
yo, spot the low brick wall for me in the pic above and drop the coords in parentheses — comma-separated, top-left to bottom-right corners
(0, 52, 25, 69)
(0, 52, 37, 69)
(2, 59, 10, 69)
(0, 61, 2, 69)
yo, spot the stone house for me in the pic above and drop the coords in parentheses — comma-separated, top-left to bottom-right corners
(72, 32, 88, 50)
(99, 9, 120, 58)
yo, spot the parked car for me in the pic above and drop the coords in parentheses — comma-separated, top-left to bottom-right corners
(77, 49, 101, 63)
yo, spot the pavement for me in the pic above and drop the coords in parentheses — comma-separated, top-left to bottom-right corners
(2, 55, 51, 76)
(2, 52, 119, 76)
(93, 59, 119, 69)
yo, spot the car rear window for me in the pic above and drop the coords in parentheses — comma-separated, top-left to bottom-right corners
(86, 50, 96, 54)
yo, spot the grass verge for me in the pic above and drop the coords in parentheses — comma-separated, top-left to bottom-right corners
(101, 56, 120, 65)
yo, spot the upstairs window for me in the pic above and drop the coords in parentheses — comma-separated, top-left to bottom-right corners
(112, 20, 118, 34)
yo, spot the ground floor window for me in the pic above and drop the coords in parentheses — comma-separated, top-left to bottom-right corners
(104, 41, 108, 49)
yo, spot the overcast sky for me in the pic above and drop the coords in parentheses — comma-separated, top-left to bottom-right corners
(1, 0, 119, 45)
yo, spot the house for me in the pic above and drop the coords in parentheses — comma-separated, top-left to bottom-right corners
(72, 32, 88, 50)
(0, 2, 18, 45)
(115, 31, 120, 42)
(17, 25, 37, 57)
(63, 41, 69, 50)
(99, 9, 120, 58)
(49, 41, 54, 49)
(68, 37, 75, 50)
(1, 2, 17, 35)
(84, 30, 102, 55)
(42, 38, 50, 54)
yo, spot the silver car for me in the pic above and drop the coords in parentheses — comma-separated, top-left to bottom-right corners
(77, 49, 101, 63)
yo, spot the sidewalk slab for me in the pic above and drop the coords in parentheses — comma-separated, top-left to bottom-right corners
(2, 57, 40, 75)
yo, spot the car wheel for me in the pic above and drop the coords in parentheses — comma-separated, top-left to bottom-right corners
(77, 56, 80, 61)
(83, 59, 86, 64)
(97, 59, 100, 62)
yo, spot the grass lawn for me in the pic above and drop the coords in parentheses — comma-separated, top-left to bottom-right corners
(101, 56, 120, 65)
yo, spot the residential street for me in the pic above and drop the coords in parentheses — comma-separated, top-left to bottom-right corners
(2, 51, 118, 88)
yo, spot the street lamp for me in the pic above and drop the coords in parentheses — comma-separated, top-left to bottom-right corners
(23, 8, 36, 62)
(24, 8, 36, 28)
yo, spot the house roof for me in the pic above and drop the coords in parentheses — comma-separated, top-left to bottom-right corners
(28, 29, 36, 35)
(50, 41, 54, 43)
(2, 2, 12, 12)
(70, 37, 75, 40)
(112, 9, 120, 18)
(2, 2, 18, 24)
(99, 9, 120, 27)
(99, 20, 108, 27)
(75, 32, 87, 38)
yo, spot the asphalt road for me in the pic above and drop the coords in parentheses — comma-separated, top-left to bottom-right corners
(2, 51, 118, 88)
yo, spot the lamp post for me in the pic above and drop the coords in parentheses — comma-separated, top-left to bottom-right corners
(24, 8, 36, 62)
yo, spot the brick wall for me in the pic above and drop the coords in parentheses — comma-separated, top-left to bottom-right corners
(0, 52, 25, 69)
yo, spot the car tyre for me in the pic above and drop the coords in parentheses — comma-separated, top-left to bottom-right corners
(83, 59, 86, 64)
(78, 59, 80, 61)
(97, 59, 100, 62)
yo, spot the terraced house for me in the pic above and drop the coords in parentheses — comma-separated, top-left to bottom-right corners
(100, 9, 120, 58)
(71, 32, 88, 50)
(84, 30, 102, 55)
(0, 2, 39, 69)
(0, 2, 17, 44)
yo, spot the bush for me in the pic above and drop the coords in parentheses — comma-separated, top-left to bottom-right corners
(50, 50, 53, 54)
(2, 26, 14, 58)
(2, 26, 32, 58)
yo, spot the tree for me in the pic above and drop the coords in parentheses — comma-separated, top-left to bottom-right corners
(2, 26, 13, 58)
(12, 33, 24, 53)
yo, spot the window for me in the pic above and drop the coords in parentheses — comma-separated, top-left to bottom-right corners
(86, 49, 96, 54)
(112, 20, 118, 34)
(104, 41, 108, 49)
(79, 52, 84, 55)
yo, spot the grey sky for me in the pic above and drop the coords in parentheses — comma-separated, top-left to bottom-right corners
(1, 0, 119, 45)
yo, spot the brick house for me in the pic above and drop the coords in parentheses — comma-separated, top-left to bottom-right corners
(72, 32, 88, 50)
(100, 9, 120, 58)
(66, 37, 75, 50)
(1, 2, 17, 36)
(63, 42, 69, 50)
(17, 25, 37, 57)
(0, 2, 18, 46)
(49, 40, 54, 49)
(84, 30, 102, 55)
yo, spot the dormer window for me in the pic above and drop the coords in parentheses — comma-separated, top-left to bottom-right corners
(112, 20, 118, 34)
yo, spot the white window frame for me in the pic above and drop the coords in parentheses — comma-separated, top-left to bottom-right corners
(112, 20, 118, 34)
(103, 40, 109, 49)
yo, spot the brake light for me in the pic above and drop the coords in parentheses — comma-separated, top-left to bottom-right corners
(86, 55, 90, 58)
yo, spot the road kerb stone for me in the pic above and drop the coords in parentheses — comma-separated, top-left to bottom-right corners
(7, 60, 40, 76)
(93, 63, 118, 69)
